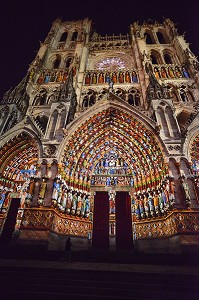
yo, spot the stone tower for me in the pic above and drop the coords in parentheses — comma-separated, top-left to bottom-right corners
(0, 18, 199, 253)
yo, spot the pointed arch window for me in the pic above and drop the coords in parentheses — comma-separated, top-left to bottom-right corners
(127, 89, 140, 106)
(150, 49, 162, 65)
(35, 115, 48, 131)
(89, 95, 95, 106)
(82, 90, 96, 108)
(71, 31, 78, 41)
(47, 94, 55, 105)
(179, 85, 189, 102)
(53, 56, 61, 69)
(59, 32, 68, 42)
(164, 53, 173, 64)
(115, 88, 125, 100)
(65, 57, 72, 68)
(180, 89, 188, 102)
(82, 96, 89, 108)
(34, 90, 47, 105)
(156, 31, 167, 44)
(128, 94, 134, 105)
(144, 32, 154, 44)
(151, 54, 158, 64)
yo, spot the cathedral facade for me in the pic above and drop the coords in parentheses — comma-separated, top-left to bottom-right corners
(0, 18, 199, 253)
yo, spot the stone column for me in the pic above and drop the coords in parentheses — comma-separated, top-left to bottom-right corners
(31, 177, 41, 206)
(44, 162, 58, 206)
(188, 176, 199, 208)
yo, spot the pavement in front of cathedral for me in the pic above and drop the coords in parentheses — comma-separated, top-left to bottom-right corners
(0, 257, 198, 275)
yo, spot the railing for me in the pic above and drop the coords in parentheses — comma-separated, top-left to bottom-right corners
(56, 41, 76, 50)
(91, 34, 130, 42)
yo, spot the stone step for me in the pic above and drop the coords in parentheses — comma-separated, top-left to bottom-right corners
(0, 266, 198, 299)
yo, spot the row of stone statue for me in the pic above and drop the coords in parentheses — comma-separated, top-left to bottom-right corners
(153, 66, 190, 80)
(85, 70, 139, 85)
(0, 177, 91, 219)
(91, 176, 134, 187)
(36, 67, 76, 84)
(52, 187, 91, 218)
(35, 177, 91, 218)
(93, 166, 131, 175)
(0, 187, 10, 211)
(131, 183, 175, 220)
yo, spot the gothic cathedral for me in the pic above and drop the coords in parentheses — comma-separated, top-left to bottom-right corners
(0, 18, 199, 253)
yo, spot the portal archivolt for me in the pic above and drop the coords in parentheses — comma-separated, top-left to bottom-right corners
(61, 107, 167, 192)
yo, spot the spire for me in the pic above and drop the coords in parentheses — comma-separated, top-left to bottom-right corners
(1, 74, 29, 116)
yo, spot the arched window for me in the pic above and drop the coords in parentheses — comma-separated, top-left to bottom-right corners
(164, 53, 172, 64)
(82, 90, 96, 108)
(89, 95, 95, 106)
(97, 89, 108, 100)
(35, 115, 48, 131)
(53, 56, 61, 69)
(59, 32, 68, 42)
(128, 94, 134, 105)
(115, 89, 125, 100)
(151, 50, 162, 64)
(127, 89, 140, 106)
(180, 89, 188, 102)
(65, 57, 72, 68)
(71, 31, 78, 41)
(151, 54, 158, 64)
(34, 90, 47, 105)
(156, 32, 167, 44)
(135, 94, 140, 106)
(144, 32, 154, 44)
(82, 96, 89, 108)
(47, 94, 55, 105)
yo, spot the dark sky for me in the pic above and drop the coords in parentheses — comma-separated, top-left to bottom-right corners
(0, 0, 198, 99)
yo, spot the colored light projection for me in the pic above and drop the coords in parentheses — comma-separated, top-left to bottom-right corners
(61, 108, 167, 192)
(0, 133, 38, 185)
(91, 150, 134, 187)
(96, 57, 126, 71)
(190, 133, 199, 175)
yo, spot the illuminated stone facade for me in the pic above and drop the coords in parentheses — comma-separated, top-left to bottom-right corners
(0, 18, 199, 253)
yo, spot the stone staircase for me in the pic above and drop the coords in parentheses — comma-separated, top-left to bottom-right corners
(0, 265, 198, 299)
(0, 244, 199, 299)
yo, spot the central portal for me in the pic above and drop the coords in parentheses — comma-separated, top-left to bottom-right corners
(92, 190, 133, 251)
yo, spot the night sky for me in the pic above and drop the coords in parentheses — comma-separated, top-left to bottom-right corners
(0, 0, 198, 99)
